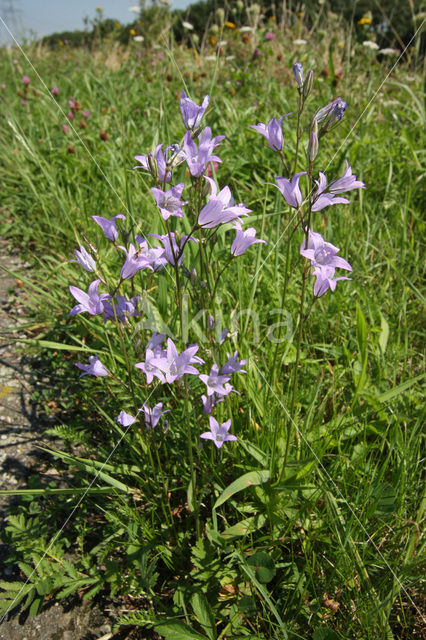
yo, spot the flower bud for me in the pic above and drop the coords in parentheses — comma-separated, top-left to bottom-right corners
(302, 70, 314, 99)
(292, 62, 304, 88)
(313, 97, 347, 137)
(147, 151, 159, 182)
(190, 267, 197, 286)
(216, 8, 225, 25)
(308, 120, 318, 162)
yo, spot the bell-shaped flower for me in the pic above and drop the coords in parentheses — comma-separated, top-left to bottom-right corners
(133, 143, 171, 183)
(92, 214, 126, 241)
(150, 338, 203, 384)
(103, 295, 141, 323)
(75, 354, 109, 377)
(71, 246, 96, 272)
(231, 221, 266, 256)
(139, 402, 169, 429)
(151, 183, 187, 220)
(312, 265, 352, 297)
(250, 114, 290, 151)
(199, 364, 232, 397)
(200, 417, 237, 449)
(149, 232, 197, 266)
(116, 411, 137, 427)
(311, 161, 365, 211)
(313, 97, 347, 136)
(198, 176, 251, 228)
(180, 90, 209, 131)
(183, 127, 224, 178)
(118, 243, 153, 280)
(273, 172, 306, 208)
(69, 279, 110, 316)
(135, 347, 166, 384)
(220, 351, 247, 375)
(300, 231, 352, 272)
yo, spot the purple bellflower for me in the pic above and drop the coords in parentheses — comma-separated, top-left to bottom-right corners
(312, 265, 352, 297)
(200, 417, 237, 449)
(75, 354, 109, 377)
(300, 231, 352, 297)
(183, 127, 224, 178)
(103, 295, 140, 323)
(198, 176, 251, 228)
(313, 97, 347, 136)
(311, 161, 365, 211)
(231, 221, 266, 256)
(116, 411, 137, 427)
(221, 351, 247, 375)
(69, 279, 110, 316)
(139, 402, 169, 429)
(134, 143, 171, 183)
(134, 236, 168, 271)
(71, 245, 96, 272)
(199, 364, 232, 397)
(273, 172, 306, 208)
(92, 214, 126, 242)
(151, 183, 187, 220)
(118, 243, 153, 280)
(201, 393, 224, 415)
(135, 347, 166, 384)
(292, 62, 304, 87)
(150, 338, 203, 384)
(149, 232, 197, 267)
(300, 231, 352, 272)
(250, 114, 289, 151)
(180, 90, 209, 131)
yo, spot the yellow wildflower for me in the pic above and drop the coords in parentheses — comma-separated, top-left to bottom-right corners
(225, 21, 236, 29)
(358, 17, 372, 25)
(129, 28, 136, 36)
(209, 35, 217, 46)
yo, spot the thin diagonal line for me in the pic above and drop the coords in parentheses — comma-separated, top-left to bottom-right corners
(251, 19, 425, 282)
(0, 381, 160, 622)
(251, 361, 425, 622)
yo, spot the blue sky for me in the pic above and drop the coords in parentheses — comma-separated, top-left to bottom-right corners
(0, 0, 193, 44)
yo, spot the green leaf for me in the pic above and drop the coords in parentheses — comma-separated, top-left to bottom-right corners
(191, 592, 217, 640)
(187, 476, 195, 512)
(222, 514, 267, 539)
(29, 596, 43, 617)
(214, 470, 270, 509)
(247, 552, 276, 584)
(238, 440, 269, 466)
(377, 372, 425, 403)
(154, 620, 207, 640)
(378, 312, 389, 354)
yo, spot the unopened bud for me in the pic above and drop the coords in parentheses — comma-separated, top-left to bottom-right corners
(216, 8, 225, 25)
(147, 152, 159, 181)
(302, 70, 314, 99)
(292, 62, 304, 88)
(313, 97, 347, 137)
(190, 267, 197, 286)
(210, 231, 217, 248)
(308, 121, 318, 162)
(236, 0, 244, 10)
